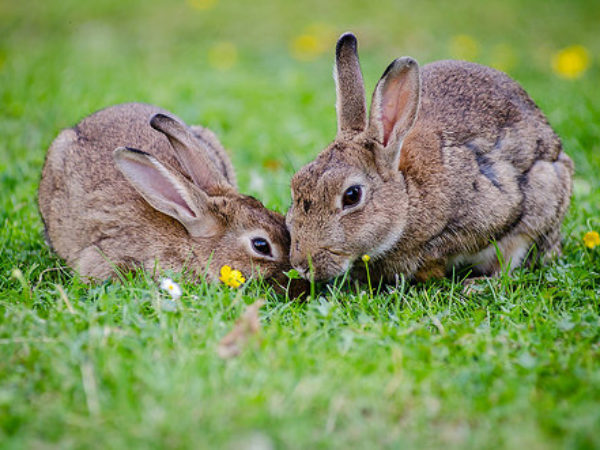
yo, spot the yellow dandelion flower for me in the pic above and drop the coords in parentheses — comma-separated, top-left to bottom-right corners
(208, 41, 238, 71)
(219, 265, 246, 288)
(552, 45, 590, 80)
(583, 231, 600, 249)
(187, 0, 217, 11)
(450, 34, 479, 61)
(291, 34, 321, 61)
(361, 254, 371, 263)
(290, 23, 335, 62)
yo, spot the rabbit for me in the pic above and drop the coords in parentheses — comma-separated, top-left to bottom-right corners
(39, 102, 301, 292)
(286, 33, 574, 283)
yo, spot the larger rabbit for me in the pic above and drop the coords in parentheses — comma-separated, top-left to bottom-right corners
(39, 103, 296, 289)
(287, 33, 573, 282)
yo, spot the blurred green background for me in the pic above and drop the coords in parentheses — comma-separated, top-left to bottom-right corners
(1, 0, 598, 209)
(1, 0, 599, 448)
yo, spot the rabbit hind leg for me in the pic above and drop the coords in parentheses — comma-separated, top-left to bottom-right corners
(473, 153, 573, 274)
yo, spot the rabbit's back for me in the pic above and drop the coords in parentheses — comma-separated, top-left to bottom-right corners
(399, 61, 572, 275)
(415, 61, 560, 163)
(75, 103, 198, 177)
(40, 103, 196, 275)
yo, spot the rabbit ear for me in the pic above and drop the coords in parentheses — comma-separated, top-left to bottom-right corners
(368, 57, 420, 168)
(334, 33, 367, 137)
(113, 147, 219, 238)
(150, 114, 231, 193)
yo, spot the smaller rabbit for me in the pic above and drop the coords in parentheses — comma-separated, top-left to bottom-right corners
(287, 33, 573, 283)
(39, 103, 297, 290)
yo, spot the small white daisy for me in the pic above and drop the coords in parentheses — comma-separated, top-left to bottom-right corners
(160, 278, 182, 299)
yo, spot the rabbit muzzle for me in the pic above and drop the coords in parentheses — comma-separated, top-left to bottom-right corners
(290, 246, 352, 281)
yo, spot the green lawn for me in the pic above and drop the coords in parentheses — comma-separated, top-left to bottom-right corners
(1, 0, 599, 448)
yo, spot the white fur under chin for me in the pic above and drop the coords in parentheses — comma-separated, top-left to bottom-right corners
(340, 258, 352, 273)
(370, 227, 405, 259)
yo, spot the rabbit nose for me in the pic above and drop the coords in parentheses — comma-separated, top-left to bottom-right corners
(296, 265, 310, 279)
(290, 252, 310, 279)
(293, 261, 310, 279)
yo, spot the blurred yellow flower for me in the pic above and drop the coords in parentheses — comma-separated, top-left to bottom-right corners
(290, 23, 336, 62)
(220, 265, 246, 288)
(552, 45, 590, 79)
(208, 41, 238, 71)
(583, 231, 600, 249)
(187, 0, 217, 11)
(361, 254, 371, 263)
(450, 34, 479, 61)
(291, 34, 320, 61)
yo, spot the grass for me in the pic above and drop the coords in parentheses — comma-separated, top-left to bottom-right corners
(1, 0, 599, 448)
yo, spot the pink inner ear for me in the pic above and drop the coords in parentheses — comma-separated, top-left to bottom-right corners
(381, 77, 415, 147)
(134, 164, 197, 218)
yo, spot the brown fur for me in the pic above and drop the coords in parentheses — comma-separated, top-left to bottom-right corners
(287, 33, 573, 282)
(39, 103, 299, 290)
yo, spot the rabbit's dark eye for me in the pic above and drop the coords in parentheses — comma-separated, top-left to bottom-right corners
(251, 237, 272, 257)
(342, 185, 362, 209)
